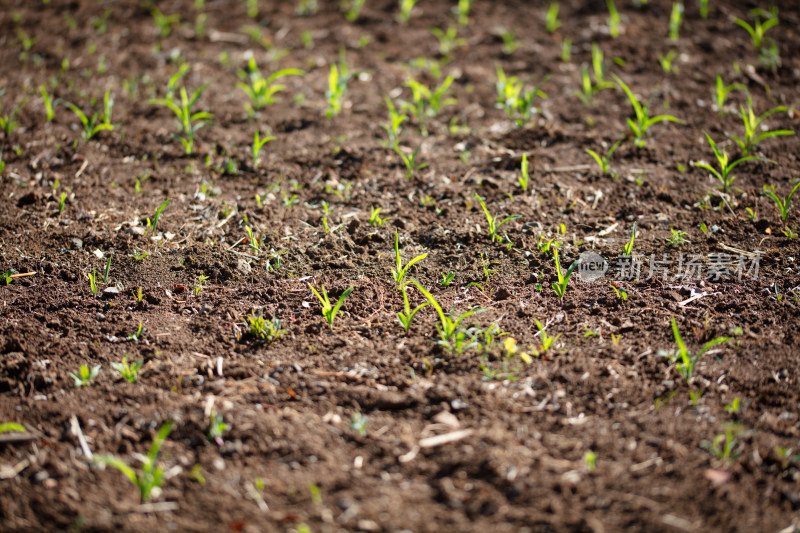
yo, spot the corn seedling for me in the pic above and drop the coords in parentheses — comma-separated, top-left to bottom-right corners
(440, 271, 455, 286)
(734, 7, 778, 52)
(711, 74, 745, 113)
(481, 336, 530, 380)
(134, 286, 143, 303)
(391, 230, 427, 289)
(499, 28, 519, 55)
(111, 355, 143, 384)
(193, 274, 209, 296)
(368, 206, 389, 226)
(245, 311, 287, 343)
(701, 422, 743, 462)
(3, 270, 13, 286)
(397, 0, 419, 23)
(402, 75, 457, 124)
(561, 38, 572, 62)
(545, 3, 561, 34)
(149, 84, 212, 155)
(574, 61, 614, 107)
(395, 144, 428, 179)
(693, 132, 759, 192)
(412, 280, 479, 343)
(669, 317, 729, 383)
(70, 363, 100, 387)
(669, 3, 684, 41)
(551, 247, 579, 300)
(584, 450, 597, 472)
(87, 269, 99, 297)
(342, 0, 365, 21)
(431, 26, 466, 57)
(146, 199, 171, 235)
(65, 90, 114, 140)
(382, 97, 406, 149)
(586, 138, 622, 176)
(94, 421, 173, 502)
(454, 0, 472, 26)
(474, 194, 519, 243)
(699, 0, 709, 18)
(397, 287, 428, 334)
(0, 90, 26, 138)
(533, 319, 561, 356)
(610, 283, 628, 301)
(665, 228, 688, 246)
(606, 0, 621, 37)
(763, 181, 800, 223)
(237, 57, 304, 115)
(309, 284, 353, 329)
(613, 74, 680, 148)
(326, 51, 363, 118)
(518, 154, 530, 190)
(658, 50, 678, 74)
(251, 130, 275, 167)
(495, 66, 549, 127)
(127, 322, 145, 342)
(40, 84, 59, 122)
(728, 95, 793, 156)
(622, 222, 637, 256)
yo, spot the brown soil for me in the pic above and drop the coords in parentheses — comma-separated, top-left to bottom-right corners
(2, 0, 800, 531)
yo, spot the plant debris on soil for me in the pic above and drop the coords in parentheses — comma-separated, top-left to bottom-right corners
(2, 0, 800, 531)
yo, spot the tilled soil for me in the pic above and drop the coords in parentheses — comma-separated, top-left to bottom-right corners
(1, 0, 800, 531)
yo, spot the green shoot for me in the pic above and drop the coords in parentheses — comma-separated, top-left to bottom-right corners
(70, 364, 100, 387)
(702, 423, 744, 462)
(236, 57, 304, 115)
(658, 50, 678, 74)
(440, 271, 455, 286)
(574, 61, 614, 107)
(613, 74, 680, 148)
(368, 206, 389, 226)
(111, 355, 143, 384)
(40, 84, 59, 122)
(762, 181, 800, 223)
(412, 280, 478, 342)
(402, 75, 457, 125)
(606, 0, 621, 38)
(397, 0, 420, 24)
(326, 51, 364, 118)
(622, 222, 636, 256)
(669, 2, 684, 41)
(533, 319, 561, 356)
(693, 131, 759, 192)
(65, 90, 114, 140)
(669, 317, 729, 383)
(58, 192, 66, 214)
(665, 228, 689, 247)
(545, 3, 561, 34)
(245, 225, 259, 252)
(94, 421, 173, 502)
(382, 97, 406, 149)
(0, 423, 26, 434)
(391, 230, 427, 289)
(309, 284, 353, 329)
(3, 270, 12, 286)
(149, 84, 213, 155)
(0, 90, 26, 138)
(251, 130, 275, 167)
(560, 38, 572, 62)
(150, 7, 179, 37)
(397, 287, 428, 334)
(134, 286, 143, 303)
(430, 26, 466, 57)
(734, 7, 778, 51)
(699, 0, 709, 18)
(551, 247, 579, 300)
(585, 138, 622, 175)
(146, 199, 171, 235)
(518, 154, 530, 190)
(474, 193, 519, 243)
(728, 95, 794, 156)
(103, 256, 111, 286)
(343, 0, 365, 21)
(87, 269, 99, 297)
(495, 66, 549, 127)
(711, 74, 746, 113)
(455, 0, 472, 26)
(395, 144, 428, 179)
(245, 312, 287, 343)
(194, 274, 209, 296)
(499, 28, 519, 55)
(610, 284, 628, 301)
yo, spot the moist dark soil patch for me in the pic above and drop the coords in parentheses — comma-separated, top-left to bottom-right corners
(2, 0, 800, 531)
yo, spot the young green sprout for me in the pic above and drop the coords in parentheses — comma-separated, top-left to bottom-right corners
(734, 7, 778, 51)
(368, 206, 389, 226)
(251, 130, 275, 167)
(395, 144, 428, 179)
(342, 0, 365, 21)
(668, 2, 684, 41)
(70, 363, 100, 387)
(150, 7, 179, 37)
(236, 57, 304, 115)
(711, 74, 746, 113)
(518, 154, 530, 190)
(440, 271, 455, 286)
(430, 26, 466, 57)
(149, 84, 213, 155)
(762, 180, 800, 224)
(87, 269, 99, 297)
(94, 421, 173, 502)
(391, 230, 427, 289)
(474, 194, 519, 243)
(402, 75, 457, 126)
(325, 51, 363, 118)
(382, 97, 406, 150)
(397, 0, 420, 24)
(533, 318, 561, 356)
(613, 74, 680, 148)
(111, 355, 143, 384)
(610, 284, 628, 301)
(728, 95, 794, 156)
(245, 312, 287, 343)
(622, 222, 636, 256)
(412, 280, 479, 342)
(146, 199, 171, 235)
(65, 90, 114, 140)
(693, 131, 759, 192)
(309, 284, 353, 329)
(39, 84, 59, 122)
(0, 90, 26, 138)
(455, 0, 472, 26)
(495, 66, 549, 127)
(658, 50, 678, 74)
(550, 247, 579, 300)
(669, 317, 729, 383)
(585, 138, 622, 176)
(397, 287, 428, 334)
(544, 3, 561, 34)
(665, 228, 689, 247)
(606, 0, 621, 37)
